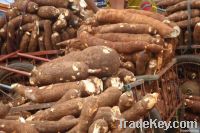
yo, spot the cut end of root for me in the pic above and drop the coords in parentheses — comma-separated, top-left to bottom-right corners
(110, 77, 124, 90)
(82, 80, 96, 94)
(11, 83, 20, 89)
(146, 93, 159, 109)
(197, 22, 200, 26)
(29, 78, 36, 85)
(167, 26, 180, 38)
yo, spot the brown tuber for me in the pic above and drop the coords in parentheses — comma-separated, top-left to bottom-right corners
(31, 0, 69, 8)
(116, 68, 136, 83)
(52, 16, 67, 32)
(51, 32, 61, 49)
(193, 22, 200, 44)
(37, 6, 60, 19)
(96, 9, 178, 38)
(19, 32, 31, 52)
(93, 106, 122, 129)
(78, 31, 163, 54)
(28, 116, 78, 133)
(43, 20, 53, 50)
(28, 87, 122, 121)
(91, 23, 157, 35)
(13, 77, 103, 103)
(28, 21, 39, 52)
(68, 96, 98, 133)
(30, 61, 89, 86)
(122, 93, 158, 121)
(118, 91, 135, 112)
(88, 119, 109, 133)
(57, 89, 81, 104)
(0, 119, 38, 133)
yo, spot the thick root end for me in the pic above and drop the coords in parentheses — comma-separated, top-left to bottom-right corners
(145, 93, 159, 109)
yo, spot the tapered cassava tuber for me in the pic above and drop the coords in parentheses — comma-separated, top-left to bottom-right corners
(68, 96, 98, 133)
(37, 6, 60, 19)
(30, 61, 89, 86)
(0, 119, 38, 133)
(156, 0, 185, 7)
(28, 21, 39, 52)
(122, 93, 159, 121)
(11, 0, 39, 13)
(54, 46, 120, 77)
(28, 116, 78, 133)
(29, 87, 121, 121)
(91, 23, 157, 35)
(19, 32, 31, 52)
(31, 0, 69, 8)
(133, 51, 151, 75)
(51, 32, 61, 49)
(27, 98, 84, 121)
(96, 9, 178, 38)
(193, 22, 200, 43)
(167, 9, 200, 22)
(13, 77, 103, 103)
(125, 9, 165, 21)
(176, 17, 200, 29)
(118, 91, 135, 112)
(88, 119, 109, 133)
(166, 0, 200, 14)
(93, 106, 122, 129)
(57, 89, 81, 104)
(78, 31, 163, 54)
(116, 68, 136, 83)
(95, 33, 163, 45)
(43, 20, 53, 50)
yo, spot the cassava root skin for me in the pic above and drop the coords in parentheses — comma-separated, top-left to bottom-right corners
(28, 116, 78, 133)
(12, 77, 103, 103)
(93, 106, 122, 129)
(68, 96, 98, 133)
(122, 93, 159, 121)
(118, 91, 135, 112)
(91, 23, 157, 35)
(78, 31, 163, 54)
(31, 0, 69, 8)
(30, 46, 120, 86)
(88, 119, 109, 133)
(28, 21, 39, 52)
(19, 32, 31, 52)
(37, 6, 60, 19)
(193, 22, 200, 44)
(27, 87, 122, 121)
(0, 119, 38, 133)
(95, 9, 177, 38)
(30, 61, 89, 86)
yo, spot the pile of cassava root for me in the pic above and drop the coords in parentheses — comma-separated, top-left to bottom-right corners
(157, 0, 200, 45)
(0, 0, 89, 54)
(0, 46, 160, 133)
(58, 9, 180, 75)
